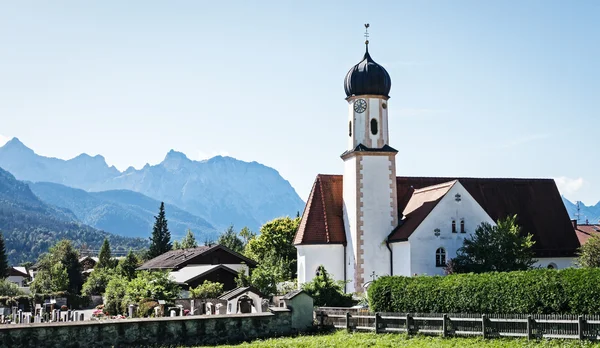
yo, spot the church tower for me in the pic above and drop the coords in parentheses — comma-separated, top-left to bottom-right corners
(342, 26, 398, 293)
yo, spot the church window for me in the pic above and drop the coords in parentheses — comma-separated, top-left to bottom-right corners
(349, 121, 352, 137)
(451, 220, 457, 233)
(370, 119, 378, 135)
(435, 248, 446, 267)
(547, 263, 557, 269)
(460, 219, 465, 233)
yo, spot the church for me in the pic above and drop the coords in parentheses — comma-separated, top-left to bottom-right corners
(293, 33, 581, 294)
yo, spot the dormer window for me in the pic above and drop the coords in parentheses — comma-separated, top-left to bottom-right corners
(452, 219, 457, 233)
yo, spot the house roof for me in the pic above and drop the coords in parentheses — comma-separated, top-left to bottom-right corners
(10, 266, 29, 278)
(574, 224, 600, 245)
(389, 180, 457, 241)
(282, 289, 306, 300)
(137, 244, 257, 270)
(169, 264, 238, 285)
(294, 175, 580, 257)
(219, 286, 264, 301)
(79, 256, 99, 263)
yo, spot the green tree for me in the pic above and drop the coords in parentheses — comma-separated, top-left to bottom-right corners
(302, 265, 354, 307)
(172, 240, 181, 250)
(446, 215, 536, 274)
(148, 202, 172, 259)
(0, 231, 9, 279)
(31, 240, 83, 294)
(96, 238, 114, 269)
(239, 227, 255, 246)
(181, 229, 198, 249)
(244, 216, 300, 281)
(217, 225, 244, 253)
(577, 235, 600, 268)
(81, 267, 114, 296)
(104, 275, 129, 315)
(189, 280, 224, 299)
(117, 250, 139, 280)
(0, 279, 25, 296)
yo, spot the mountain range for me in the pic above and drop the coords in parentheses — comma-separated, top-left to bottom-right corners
(0, 138, 305, 234)
(562, 197, 600, 225)
(0, 167, 147, 264)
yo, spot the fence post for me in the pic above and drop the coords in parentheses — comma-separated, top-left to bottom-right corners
(527, 315, 533, 340)
(406, 314, 413, 335)
(375, 312, 381, 334)
(318, 311, 325, 329)
(346, 312, 352, 332)
(481, 314, 487, 339)
(578, 315, 585, 340)
(442, 314, 448, 338)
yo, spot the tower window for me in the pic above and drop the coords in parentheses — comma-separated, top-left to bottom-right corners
(349, 121, 352, 137)
(452, 219, 457, 233)
(435, 248, 446, 267)
(460, 219, 465, 233)
(370, 119, 378, 135)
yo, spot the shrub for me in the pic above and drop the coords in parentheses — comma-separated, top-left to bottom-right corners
(368, 268, 600, 314)
(302, 266, 354, 307)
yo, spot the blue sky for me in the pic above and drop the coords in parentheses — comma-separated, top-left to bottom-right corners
(1, 1, 598, 205)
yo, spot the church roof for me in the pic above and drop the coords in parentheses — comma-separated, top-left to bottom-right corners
(294, 175, 580, 257)
(574, 224, 600, 245)
(389, 180, 457, 242)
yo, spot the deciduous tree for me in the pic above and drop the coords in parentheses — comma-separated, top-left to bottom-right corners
(181, 229, 198, 249)
(31, 240, 83, 294)
(577, 235, 600, 268)
(446, 215, 536, 274)
(302, 265, 354, 307)
(217, 225, 244, 253)
(189, 280, 223, 299)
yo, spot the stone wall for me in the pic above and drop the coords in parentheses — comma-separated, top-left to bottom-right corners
(0, 309, 294, 348)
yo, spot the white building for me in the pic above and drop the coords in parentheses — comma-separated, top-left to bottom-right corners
(294, 35, 581, 293)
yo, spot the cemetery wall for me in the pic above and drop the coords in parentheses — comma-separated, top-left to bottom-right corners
(0, 308, 295, 348)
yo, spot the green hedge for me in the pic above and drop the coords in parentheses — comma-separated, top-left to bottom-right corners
(368, 268, 600, 314)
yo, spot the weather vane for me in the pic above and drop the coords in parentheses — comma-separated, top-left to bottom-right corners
(364, 23, 370, 46)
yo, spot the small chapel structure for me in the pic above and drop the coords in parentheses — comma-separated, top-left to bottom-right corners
(294, 27, 581, 293)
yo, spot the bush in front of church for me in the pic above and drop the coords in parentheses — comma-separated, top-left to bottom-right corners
(368, 268, 600, 314)
(302, 265, 355, 307)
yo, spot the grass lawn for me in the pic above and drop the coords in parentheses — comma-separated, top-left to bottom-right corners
(204, 330, 600, 347)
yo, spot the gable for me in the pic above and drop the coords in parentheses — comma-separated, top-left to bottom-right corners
(295, 175, 580, 256)
(138, 244, 257, 270)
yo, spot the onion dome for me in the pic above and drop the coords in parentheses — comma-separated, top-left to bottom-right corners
(344, 45, 392, 98)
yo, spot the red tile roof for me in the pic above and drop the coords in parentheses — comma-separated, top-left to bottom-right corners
(389, 180, 456, 241)
(294, 175, 580, 257)
(294, 175, 346, 245)
(575, 224, 600, 245)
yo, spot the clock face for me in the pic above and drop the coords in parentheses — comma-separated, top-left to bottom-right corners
(353, 99, 367, 113)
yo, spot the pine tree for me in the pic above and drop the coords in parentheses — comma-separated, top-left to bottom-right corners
(0, 231, 8, 279)
(181, 229, 198, 249)
(117, 250, 139, 280)
(96, 238, 113, 269)
(148, 202, 172, 259)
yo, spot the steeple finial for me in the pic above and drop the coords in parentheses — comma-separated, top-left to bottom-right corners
(364, 23, 370, 52)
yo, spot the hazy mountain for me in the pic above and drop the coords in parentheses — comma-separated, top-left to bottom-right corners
(0, 167, 147, 264)
(29, 182, 218, 241)
(562, 197, 600, 225)
(0, 138, 305, 231)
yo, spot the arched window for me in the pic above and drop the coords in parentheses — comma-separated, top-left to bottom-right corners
(547, 263, 557, 269)
(370, 118, 378, 135)
(349, 121, 352, 137)
(435, 248, 446, 267)
(460, 219, 465, 233)
(451, 219, 457, 233)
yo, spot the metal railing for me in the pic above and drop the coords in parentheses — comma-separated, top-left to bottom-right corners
(315, 307, 600, 341)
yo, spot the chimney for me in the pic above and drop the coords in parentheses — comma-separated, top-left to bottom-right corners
(571, 219, 578, 230)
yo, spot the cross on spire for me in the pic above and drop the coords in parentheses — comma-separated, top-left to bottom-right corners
(364, 23, 370, 50)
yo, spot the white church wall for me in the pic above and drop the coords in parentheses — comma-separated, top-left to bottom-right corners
(368, 98, 380, 147)
(391, 242, 411, 276)
(360, 155, 394, 281)
(296, 245, 345, 287)
(408, 182, 495, 276)
(535, 257, 576, 270)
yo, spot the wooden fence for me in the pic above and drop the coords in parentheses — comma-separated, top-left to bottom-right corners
(315, 307, 600, 341)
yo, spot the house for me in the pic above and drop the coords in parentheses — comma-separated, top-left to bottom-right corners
(79, 256, 98, 272)
(573, 221, 600, 248)
(138, 244, 257, 291)
(294, 32, 582, 293)
(219, 286, 264, 314)
(7, 267, 30, 287)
